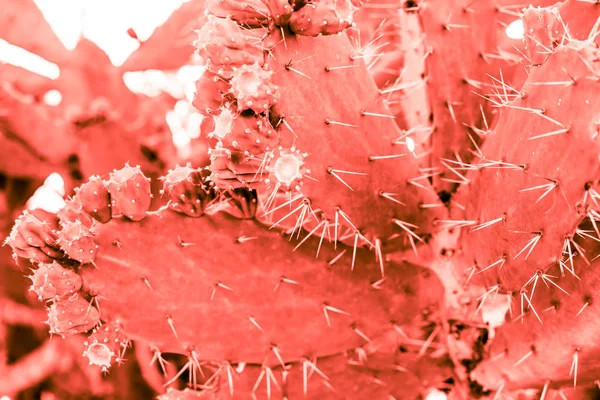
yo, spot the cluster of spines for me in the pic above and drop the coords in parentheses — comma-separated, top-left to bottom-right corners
(83, 322, 129, 371)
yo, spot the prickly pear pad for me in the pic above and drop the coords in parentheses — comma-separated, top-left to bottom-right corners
(80, 210, 443, 363)
(268, 30, 444, 247)
(456, 42, 600, 290)
(472, 219, 600, 390)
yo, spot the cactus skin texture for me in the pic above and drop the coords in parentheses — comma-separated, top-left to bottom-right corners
(471, 218, 600, 391)
(8, 0, 600, 398)
(416, 0, 517, 192)
(454, 40, 600, 291)
(79, 209, 442, 361)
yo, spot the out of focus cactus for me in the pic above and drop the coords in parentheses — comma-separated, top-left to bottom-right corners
(6, 0, 600, 399)
(0, 0, 179, 188)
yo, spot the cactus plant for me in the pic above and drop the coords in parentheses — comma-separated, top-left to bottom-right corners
(6, 0, 600, 398)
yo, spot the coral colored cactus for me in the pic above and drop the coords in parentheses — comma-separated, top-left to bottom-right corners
(8, 0, 600, 399)
(28, 261, 83, 301)
(83, 322, 129, 370)
(229, 63, 279, 113)
(454, 40, 600, 291)
(46, 292, 100, 337)
(106, 164, 153, 221)
(289, 0, 360, 36)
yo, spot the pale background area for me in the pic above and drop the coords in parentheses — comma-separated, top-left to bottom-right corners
(30, 0, 187, 65)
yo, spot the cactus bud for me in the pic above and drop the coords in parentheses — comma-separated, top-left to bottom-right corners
(83, 322, 129, 370)
(107, 164, 152, 221)
(161, 164, 214, 217)
(29, 261, 83, 301)
(47, 293, 100, 337)
(57, 220, 97, 264)
(78, 175, 112, 223)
